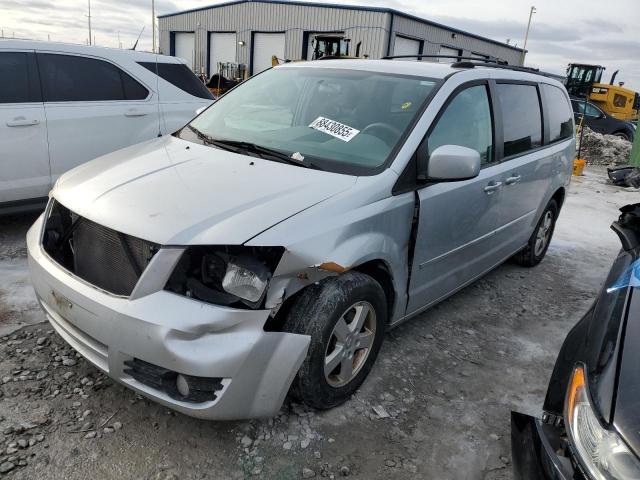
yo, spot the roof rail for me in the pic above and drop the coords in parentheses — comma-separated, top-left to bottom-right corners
(382, 54, 509, 65)
(450, 60, 564, 79)
(382, 54, 560, 79)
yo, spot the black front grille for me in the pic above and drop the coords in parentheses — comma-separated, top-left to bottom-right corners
(43, 200, 158, 296)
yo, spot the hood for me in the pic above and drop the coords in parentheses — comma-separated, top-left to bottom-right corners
(612, 204, 640, 454)
(614, 281, 640, 457)
(53, 136, 356, 245)
(608, 204, 640, 455)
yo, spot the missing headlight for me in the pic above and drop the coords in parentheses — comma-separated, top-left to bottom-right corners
(164, 246, 284, 309)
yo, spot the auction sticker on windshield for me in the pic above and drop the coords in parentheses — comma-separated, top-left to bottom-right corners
(309, 117, 360, 142)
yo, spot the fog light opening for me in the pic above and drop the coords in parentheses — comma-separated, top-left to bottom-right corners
(176, 374, 190, 397)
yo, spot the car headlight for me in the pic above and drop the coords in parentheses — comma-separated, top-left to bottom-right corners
(565, 365, 640, 479)
(164, 246, 284, 308)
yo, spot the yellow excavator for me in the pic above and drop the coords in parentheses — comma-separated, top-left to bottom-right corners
(565, 63, 639, 121)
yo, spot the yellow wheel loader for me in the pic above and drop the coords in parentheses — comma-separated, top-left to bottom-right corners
(565, 63, 639, 121)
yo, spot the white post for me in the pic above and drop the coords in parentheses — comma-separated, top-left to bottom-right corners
(87, 0, 92, 46)
(152, 0, 156, 53)
(521, 6, 536, 66)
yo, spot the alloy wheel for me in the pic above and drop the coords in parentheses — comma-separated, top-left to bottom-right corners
(534, 210, 554, 257)
(324, 301, 377, 388)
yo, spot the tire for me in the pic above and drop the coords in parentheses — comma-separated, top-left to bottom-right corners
(613, 131, 631, 142)
(282, 271, 387, 409)
(513, 199, 559, 267)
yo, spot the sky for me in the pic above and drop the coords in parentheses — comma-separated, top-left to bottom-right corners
(2, 0, 639, 91)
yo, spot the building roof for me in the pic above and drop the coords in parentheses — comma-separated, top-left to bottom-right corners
(158, 0, 523, 53)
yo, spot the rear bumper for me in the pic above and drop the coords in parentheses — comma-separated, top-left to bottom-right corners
(27, 214, 310, 420)
(511, 411, 576, 480)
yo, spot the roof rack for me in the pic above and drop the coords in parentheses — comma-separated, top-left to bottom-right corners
(382, 54, 560, 78)
(450, 60, 565, 80)
(382, 54, 509, 65)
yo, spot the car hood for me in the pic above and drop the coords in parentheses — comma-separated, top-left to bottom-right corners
(613, 272, 640, 456)
(53, 136, 357, 245)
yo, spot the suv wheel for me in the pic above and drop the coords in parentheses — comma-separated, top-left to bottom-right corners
(513, 199, 559, 267)
(282, 272, 386, 409)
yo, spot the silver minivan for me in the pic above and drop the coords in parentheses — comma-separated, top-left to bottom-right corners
(27, 59, 575, 419)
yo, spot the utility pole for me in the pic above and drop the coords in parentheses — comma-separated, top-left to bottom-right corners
(521, 6, 536, 66)
(152, 0, 156, 53)
(87, 0, 92, 45)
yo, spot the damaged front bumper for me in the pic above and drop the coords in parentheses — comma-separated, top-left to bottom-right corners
(511, 411, 576, 480)
(27, 215, 310, 420)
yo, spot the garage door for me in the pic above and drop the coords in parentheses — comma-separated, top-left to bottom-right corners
(209, 32, 237, 76)
(394, 36, 421, 59)
(439, 46, 461, 63)
(252, 32, 285, 74)
(174, 32, 195, 71)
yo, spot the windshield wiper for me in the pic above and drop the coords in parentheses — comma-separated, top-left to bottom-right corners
(184, 127, 323, 170)
(212, 139, 321, 169)
(185, 125, 240, 153)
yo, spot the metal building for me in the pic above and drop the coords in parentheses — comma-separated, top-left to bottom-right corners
(158, 0, 524, 77)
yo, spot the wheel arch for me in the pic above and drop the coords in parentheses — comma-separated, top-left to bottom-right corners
(351, 259, 395, 324)
(264, 257, 397, 333)
(612, 129, 633, 141)
(551, 186, 566, 210)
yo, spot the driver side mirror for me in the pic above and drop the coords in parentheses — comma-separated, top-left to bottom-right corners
(417, 145, 481, 182)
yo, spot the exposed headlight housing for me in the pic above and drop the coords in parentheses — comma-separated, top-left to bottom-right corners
(565, 365, 640, 479)
(165, 246, 284, 308)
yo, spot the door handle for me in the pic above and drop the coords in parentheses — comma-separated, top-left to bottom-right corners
(483, 181, 503, 194)
(124, 109, 147, 117)
(7, 118, 40, 127)
(505, 174, 522, 185)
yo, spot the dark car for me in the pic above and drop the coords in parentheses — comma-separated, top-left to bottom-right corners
(512, 202, 640, 480)
(571, 98, 636, 142)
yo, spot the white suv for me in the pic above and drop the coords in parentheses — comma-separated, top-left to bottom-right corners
(0, 40, 213, 213)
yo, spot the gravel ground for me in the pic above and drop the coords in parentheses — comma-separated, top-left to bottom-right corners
(0, 167, 637, 480)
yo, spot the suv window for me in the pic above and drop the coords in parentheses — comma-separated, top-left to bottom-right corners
(138, 62, 213, 100)
(428, 84, 493, 165)
(542, 84, 573, 142)
(0, 52, 41, 103)
(496, 83, 542, 157)
(37, 53, 148, 102)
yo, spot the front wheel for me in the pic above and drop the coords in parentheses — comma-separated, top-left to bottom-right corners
(513, 199, 559, 267)
(282, 272, 387, 409)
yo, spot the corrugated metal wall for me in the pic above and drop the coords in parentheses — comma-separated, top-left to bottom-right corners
(158, 3, 523, 74)
(159, 2, 388, 74)
(391, 15, 522, 65)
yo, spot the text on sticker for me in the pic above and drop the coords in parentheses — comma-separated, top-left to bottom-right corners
(309, 117, 360, 142)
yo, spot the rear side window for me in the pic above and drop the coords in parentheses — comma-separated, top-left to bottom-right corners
(0, 52, 41, 103)
(138, 62, 213, 100)
(541, 84, 573, 142)
(38, 53, 148, 102)
(428, 84, 494, 165)
(496, 83, 542, 157)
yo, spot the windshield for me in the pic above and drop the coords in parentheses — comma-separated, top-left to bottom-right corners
(180, 67, 439, 174)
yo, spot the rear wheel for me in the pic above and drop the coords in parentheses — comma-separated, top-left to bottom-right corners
(282, 271, 387, 409)
(513, 199, 559, 267)
(613, 131, 631, 142)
